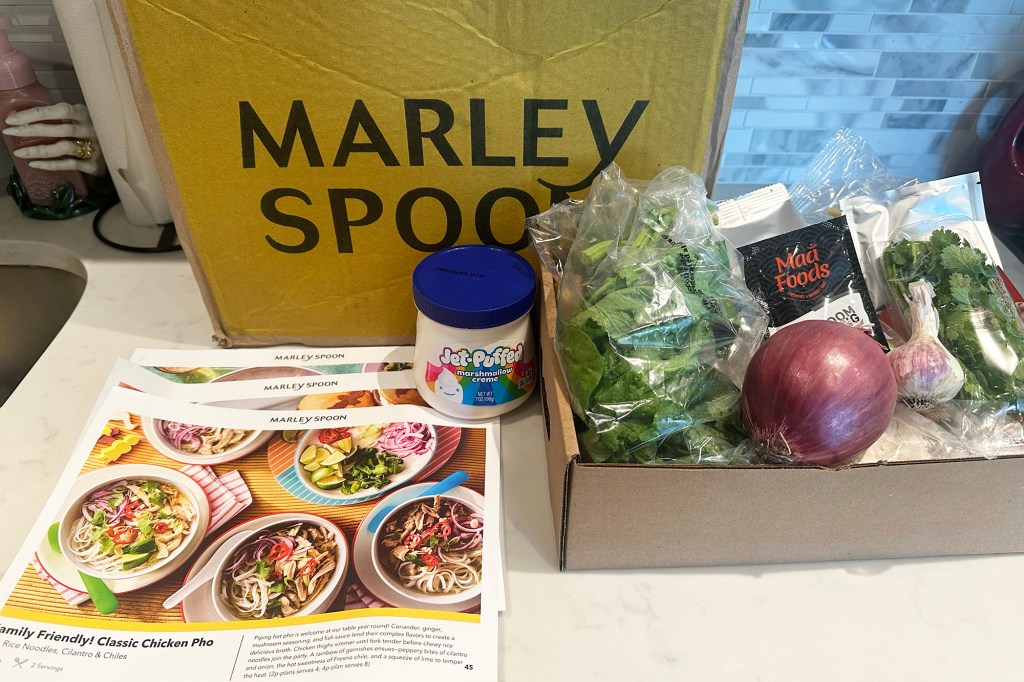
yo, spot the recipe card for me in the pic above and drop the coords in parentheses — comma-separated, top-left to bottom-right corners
(112, 356, 507, 612)
(116, 357, 422, 410)
(130, 346, 415, 378)
(0, 386, 498, 681)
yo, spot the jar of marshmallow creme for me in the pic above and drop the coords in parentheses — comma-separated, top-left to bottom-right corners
(412, 245, 537, 419)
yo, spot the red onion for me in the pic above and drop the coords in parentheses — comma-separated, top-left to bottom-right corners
(740, 320, 897, 467)
(159, 421, 210, 451)
(107, 496, 131, 525)
(377, 422, 434, 458)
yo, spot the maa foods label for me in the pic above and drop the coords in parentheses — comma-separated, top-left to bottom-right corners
(113, 0, 740, 343)
(739, 216, 889, 346)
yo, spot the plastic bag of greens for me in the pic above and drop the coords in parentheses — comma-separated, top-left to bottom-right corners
(880, 216, 1024, 452)
(547, 164, 767, 464)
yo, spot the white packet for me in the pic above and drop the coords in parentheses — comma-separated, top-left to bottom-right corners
(715, 183, 805, 248)
(855, 404, 972, 464)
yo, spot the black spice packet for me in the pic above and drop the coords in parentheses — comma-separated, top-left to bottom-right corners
(738, 215, 888, 349)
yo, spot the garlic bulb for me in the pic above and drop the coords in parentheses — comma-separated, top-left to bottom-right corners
(888, 279, 965, 408)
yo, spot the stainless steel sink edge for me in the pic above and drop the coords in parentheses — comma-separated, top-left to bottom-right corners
(0, 241, 88, 405)
(0, 239, 88, 280)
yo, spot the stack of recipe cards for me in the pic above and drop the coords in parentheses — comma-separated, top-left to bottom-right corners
(0, 347, 501, 681)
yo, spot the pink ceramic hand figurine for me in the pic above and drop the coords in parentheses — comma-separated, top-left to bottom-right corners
(4, 101, 106, 176)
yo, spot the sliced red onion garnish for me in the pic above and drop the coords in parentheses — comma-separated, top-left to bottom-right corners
(376, 422, 435, 458)
(158, 420, 213, 450)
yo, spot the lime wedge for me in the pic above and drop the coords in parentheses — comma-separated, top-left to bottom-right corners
(310, 466, 335, 483)
(321, 449, 348, 466)
(315, 474, 344, 490)
(299, 445, 319, 465)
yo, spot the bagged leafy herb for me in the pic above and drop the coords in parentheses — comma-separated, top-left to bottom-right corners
(882, 218, 1024, 407)
(541, 164, 767, 464)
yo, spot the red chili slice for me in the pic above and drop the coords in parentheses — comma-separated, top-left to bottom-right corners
(108, 526, 138, 545)
(404, 533, 424, 549)
(421, 553, 440, 567)
(318, 428, 345, 444)
(123, 500, 145, 520)
(299, 559, 318, 577)
(266, 542, 291, 562)
(432, 521, 452, 538)
(153, 521, 169, 534)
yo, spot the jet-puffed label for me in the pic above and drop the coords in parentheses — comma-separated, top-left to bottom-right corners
(424, 342, 535, 407)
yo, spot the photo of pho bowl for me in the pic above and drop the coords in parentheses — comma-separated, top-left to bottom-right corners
(210, 514, 347, 621)
(58, 464, 210, 581)
(371, 493, 484, 606)
(292, 423, 437, 500)
(142, 416, 272, 465)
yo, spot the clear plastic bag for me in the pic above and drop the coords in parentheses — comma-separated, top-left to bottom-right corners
(546, 164, 768, 464)
(526, 198, 583, 282)
(854, 404, 973, 464)
(789, 127, 914, 224)
(878, 215, 1024, 455)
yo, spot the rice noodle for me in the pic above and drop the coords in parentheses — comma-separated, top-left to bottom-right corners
(378, 495, 483, 596)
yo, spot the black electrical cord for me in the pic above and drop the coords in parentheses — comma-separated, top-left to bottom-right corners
(92, 201, 182, 253)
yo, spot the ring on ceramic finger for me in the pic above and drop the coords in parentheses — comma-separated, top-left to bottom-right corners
(72, 138, 94, 160)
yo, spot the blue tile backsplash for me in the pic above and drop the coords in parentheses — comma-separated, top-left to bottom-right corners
(715, 1, 1024, 197)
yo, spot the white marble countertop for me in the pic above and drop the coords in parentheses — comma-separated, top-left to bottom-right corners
(3, 199, 1024, 681)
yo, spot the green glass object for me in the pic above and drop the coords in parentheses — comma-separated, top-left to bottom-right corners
(7, 170, 117, 220)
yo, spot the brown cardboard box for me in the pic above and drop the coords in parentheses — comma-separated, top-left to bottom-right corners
(110, 0, 749, 346)
(538, 270, 1024, 570)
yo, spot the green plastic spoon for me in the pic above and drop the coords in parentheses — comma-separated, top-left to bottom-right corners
(47, 522, 119, 615)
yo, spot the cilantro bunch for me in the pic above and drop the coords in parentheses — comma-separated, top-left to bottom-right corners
(883, 228, 1024, 405)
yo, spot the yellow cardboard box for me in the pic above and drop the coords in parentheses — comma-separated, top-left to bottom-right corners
(110, 0, 747, 345)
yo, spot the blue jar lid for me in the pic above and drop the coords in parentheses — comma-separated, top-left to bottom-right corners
(413, 245, 536, 329)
